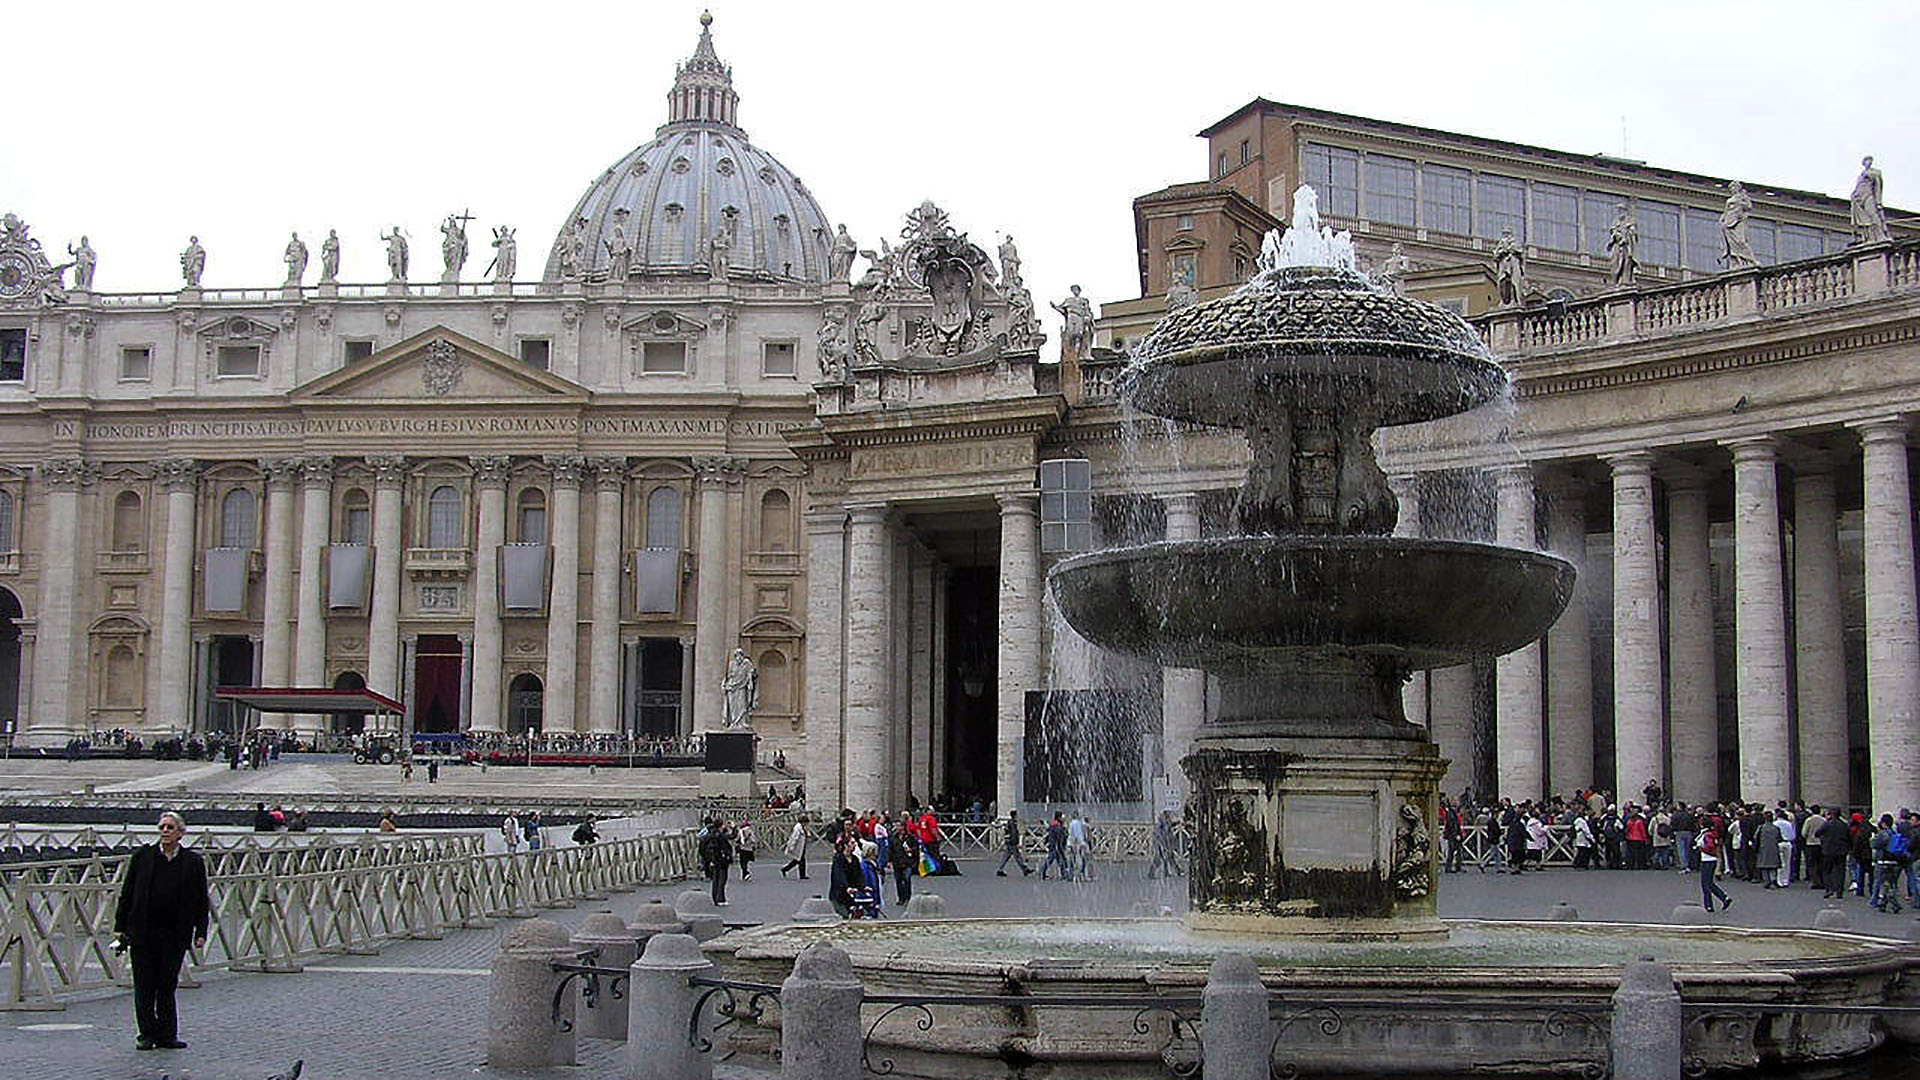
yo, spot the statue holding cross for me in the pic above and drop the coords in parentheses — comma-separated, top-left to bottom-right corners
(441, 209, 473, 281)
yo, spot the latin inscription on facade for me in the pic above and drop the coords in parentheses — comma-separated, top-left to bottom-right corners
(78, 414, 791, 442)
(850, 438, 1030, 480)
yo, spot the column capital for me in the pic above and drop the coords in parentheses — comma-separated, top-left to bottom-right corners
(1162, 492, 1201, 512)
(1721, 434, 1779, 464)
(543, 454, 588, 488)
(1605, 451, 1657, 479)
(1486, 462, 1535, 488)
(260, 457, 303, 489)
(299, 455, 335, 487)
(846, 502, 890, 526)
(40, 458, 98, 491)
(1656, 458, 1716, 491)
(803, 508, 848, 534)
(470, 455, 513, 488)
(1851, 416, 1912, 447)
(366, 454, 408, 487)
(995, 492, 1039, 518)
(154, 458, 199, 492)
(587, 456, 627, 491)
(691, 455, 746, 487)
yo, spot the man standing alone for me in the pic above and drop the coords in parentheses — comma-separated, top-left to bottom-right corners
(113, 812, 210, 1051)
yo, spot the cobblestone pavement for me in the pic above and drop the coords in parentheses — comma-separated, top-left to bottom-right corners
(7, 849, 1914, 1080)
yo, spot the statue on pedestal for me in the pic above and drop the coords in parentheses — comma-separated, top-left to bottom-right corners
(440, 211, 472, 281)
(998, 234, 1022, 289)
(1850, 155, 1890, 245)
(605, 208, 633, 281)
(180, 236, 205, 288)
(319, 230, 340, 284)
(722, 648, 758, 729)
(380, 226, 409, 282)
(828, 224, 858, 282)
(1492, 228, 1526, 306)
(488, 225, 517, 282)
(816, 309, 849, 381)
(1607, 205, 1638, 286)
(283, 232, 309, 286)
(1051, 284, 1093, 361)
(1722, 181, 1758, 270)
(706, 220, 733, 281)
(67, 237, 96, 291)
(1375, 242, 1411, 297)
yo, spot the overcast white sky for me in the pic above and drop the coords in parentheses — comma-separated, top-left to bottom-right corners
(5, 0, 1914, 318)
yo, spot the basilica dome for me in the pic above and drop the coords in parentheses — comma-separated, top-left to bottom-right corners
(541, 13, 835, 284)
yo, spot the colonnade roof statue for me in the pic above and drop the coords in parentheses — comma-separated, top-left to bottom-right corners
(540, 12, 836, 285)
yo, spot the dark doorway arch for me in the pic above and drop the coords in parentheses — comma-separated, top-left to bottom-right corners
(508, 673, 544, 735)
(0, 588, 21, 737)
(332, 671, 367, 736)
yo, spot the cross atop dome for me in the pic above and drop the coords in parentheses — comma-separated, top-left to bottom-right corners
(667, 9, 741, 132)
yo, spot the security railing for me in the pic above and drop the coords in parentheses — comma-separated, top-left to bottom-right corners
(0, 824, 483, 866)
(0, 828, 697, 1009)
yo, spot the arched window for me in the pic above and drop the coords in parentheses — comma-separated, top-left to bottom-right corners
(645, 486, 681, 548)
(0, 490, 12, 553)
(341, 488, 371, 545)
(219, 488, 257, 548)
(516, 489, 547, 544)
(104, 644, 138, 708)
(427, 486, 463, 548)
(759, 489, 792, 552)
(757, 650, 790, 712)
(508, 673, 544, 734)
(111, 491, 144, 552)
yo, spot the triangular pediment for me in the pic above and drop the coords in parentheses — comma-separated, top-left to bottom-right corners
(291, 326, 589, 404)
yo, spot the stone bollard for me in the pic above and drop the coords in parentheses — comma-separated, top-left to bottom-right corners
(1608, 958, 1681, 1080)
(780, 943, 864, 1080)
(573, 912, 639, 1041)
(903, 893, 947, 919)
(487, 918, 578, 1069)
(1669, 902, 1707, 925)
(631, 897, 689, 951)
(1813, 903, 1851, 931)
(790, 896, 842, 924)
(628, 933, 712, 1080)
(1549, 902, 1580, 921)
(675, 889, 726, 942)
(1202, 954, 1272, 1080)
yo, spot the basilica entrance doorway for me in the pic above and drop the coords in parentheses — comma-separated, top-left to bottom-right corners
(942, 565, 997, 805)
(508, 673, 544, 734)
(413, 634, 462, 734)
(209, 636, 255, 736)
(331, 671, 367, 736)
(635, 638, 684, 737)
(0, 588, 21, 737)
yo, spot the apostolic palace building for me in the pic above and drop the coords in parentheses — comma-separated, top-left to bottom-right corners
(1, 17, 1916, 816)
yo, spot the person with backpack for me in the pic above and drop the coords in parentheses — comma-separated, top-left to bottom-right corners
(701, 820, 735, 906)
(889, 811, 920, 906)
(1695, 826, 1733, 912)
(1872, 814, 1910, 913)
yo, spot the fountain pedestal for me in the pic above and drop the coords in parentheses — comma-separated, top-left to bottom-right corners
(1184, 734, 1446, 939)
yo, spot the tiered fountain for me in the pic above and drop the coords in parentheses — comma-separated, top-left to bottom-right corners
(709, 190, 1917, 1078)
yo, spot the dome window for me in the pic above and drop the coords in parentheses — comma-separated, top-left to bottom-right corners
(773, 214, 791, 231)
(664, 203, 684, 222)
(716, 157, 736, 177)
(672, 157, 691, 174)
(758, 166, 778, 185)
(631, 161, 650, 176)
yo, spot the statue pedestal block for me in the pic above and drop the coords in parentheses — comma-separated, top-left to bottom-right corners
(1182, 733, 1447, 940)
(700, 730, 757, 799)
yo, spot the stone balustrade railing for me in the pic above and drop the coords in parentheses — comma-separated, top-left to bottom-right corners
(0, 827, 698, 1009)
(1482, 239, 1918, 355)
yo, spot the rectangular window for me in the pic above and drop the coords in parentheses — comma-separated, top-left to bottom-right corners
(1038, 458, 1093, 554)
(1301, 144, 1358, 219)
(344, 507, 371, 546)
(1531, 184, 1579, 252)
(1638, 200, 1681, 267)
(1217, 152, 1228, 178)
(1363, 155, 1415, 227)
(1778, 223, 1825, 263)
(1474, 174, 1526, 241)
(1826, 230, 1854, 255)
(1176, 213, 1195, 231)
(642, 341, 687, 374)
(1684, 207, 1723, 272)
(1422, 164, 1472, 235)
(215, 345, 260, 377)
(343, 339, 375, 364)
(518, 338, 551, 370)
(1239, 139, 1251, 166)
(1584, 193, 1622, 258)
(761, 341, 795, 377)
(0, 328, 24, 382)
(1748, 218, 1777, 265)
(119, 346, 152, 382)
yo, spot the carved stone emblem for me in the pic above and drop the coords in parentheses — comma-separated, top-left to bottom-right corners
(422, 340, 465, 396)
(1392, 801, 1433, 899)
(0, 213, 67, 308)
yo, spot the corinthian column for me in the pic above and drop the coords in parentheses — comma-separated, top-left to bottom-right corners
(804, 509, 848, 809)
(1610, 452, 1663, 798)
(1665, 469, 1716, 803)
(585, 459, 624, 735)
(544, 456, 585, 733)
(258, 459, 299, 690)
(1542, 473, 1593, 795)
(843, 504, 891, 813)
(1162, 493, 1206, 787)
(1856, 419, 1919, 813)
(28, 460, 94, 740)
(467, 455, 511, 734)
(365, 456, 406, 731)
(154, 459, 198, 734)
(1726, 437, 1790, 804)
(1491, 464, 1543, 802)
(690, 457, 738, 733)
(292, 456, 333, 736)
(1791, 463, 1848, 804)
(996, 493, 1042, 813)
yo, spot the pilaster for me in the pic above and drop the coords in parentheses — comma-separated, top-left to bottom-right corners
(544, 455, 586, 733)
(468, 455, 511, 734)
(586, 458, 625, 735)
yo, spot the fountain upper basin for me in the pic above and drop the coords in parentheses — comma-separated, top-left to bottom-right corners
(1049, 535, 1575, 674)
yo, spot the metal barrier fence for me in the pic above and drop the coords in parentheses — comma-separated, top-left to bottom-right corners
(0, 823, 483, 862)
(0, 828, 698, 1010)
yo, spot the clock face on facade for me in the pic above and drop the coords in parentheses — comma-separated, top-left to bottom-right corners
(0, 252, 34, 299)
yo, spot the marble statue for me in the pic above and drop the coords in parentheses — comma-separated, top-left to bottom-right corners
(605, 208, 633, 280)
(828, 224, 858, 281)
(319, 229, 340, 284)
(1051, 284, 1094, 360)
(706, 220, 732, 281)
(1722, 181, 1758, 270)
(1376, 242, 1411, 297)
(180, 236, 205, 288)
(381, 226, 409, 281)
(1851, 156, 1889, 245)
(1492, 228, 1526, 306)
(722, 648, 758, 728)
(1391, 802, 1432, 899)
(852, 279, 889, 361)
(283, 231, 309, 286)
(67, 236, 96, 291)
(856, 239, 897, 288)
(440, 211, 472, 280)
(998, 234, 1022, 287)
(1607, 205, 1638, 286)
(1007, 282, 1041, 348)
(816, 309, 849, 381)
(489, 225, 517, 282)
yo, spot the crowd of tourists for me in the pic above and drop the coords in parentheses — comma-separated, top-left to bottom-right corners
(689, 804, 963, 918)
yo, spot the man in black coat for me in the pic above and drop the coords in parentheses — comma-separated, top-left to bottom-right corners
(1815, 811, 1852, 899)
(113, 812, 210, 1051)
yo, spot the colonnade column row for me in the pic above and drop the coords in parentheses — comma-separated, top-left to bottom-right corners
(1610, 452, 1664, 797)
(1855, 419, 1920, 813)
(258, 459, 299, 691)
(842, 505, 891, 814)
(1791, 464, 1849, 804)
(1726, 437, 1791, 804)
(542, 457, 585, 735)
(1664, 472, 1717, 804)
(154, 459, 198, 733)
(1491, 465, 1544, 802)
(1542, 474, 1593, 795)
(586, 458, 625, 736)
(292, 456, 333, 736)
(803, 509, 848, 810)
(466, 455, 510, 735)
(690, 456, 738, 734)
(364, 456, 406, 726)
(1161, 494, 1205, 789)
(28, 460, 93, 738)
(996, 494, 1042, 814)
